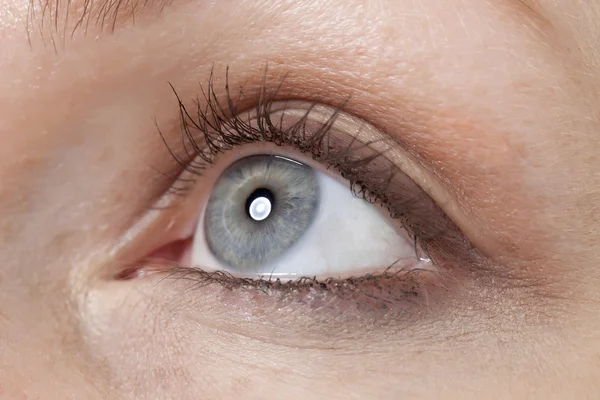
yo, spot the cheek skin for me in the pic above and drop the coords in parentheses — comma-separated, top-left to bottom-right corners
(81, 266, 597, 399)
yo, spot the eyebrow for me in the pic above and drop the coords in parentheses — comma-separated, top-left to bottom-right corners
(27, 0, 174, 45)
(27, 0, 545, 48)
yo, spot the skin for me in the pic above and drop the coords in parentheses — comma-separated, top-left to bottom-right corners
(1, 0, 600, 398)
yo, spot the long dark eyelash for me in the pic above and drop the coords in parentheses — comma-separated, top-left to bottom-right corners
(161, 68, 352, 194)
(162, 68, 409, 217)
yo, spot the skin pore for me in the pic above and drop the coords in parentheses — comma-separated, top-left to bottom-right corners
(1, 0, 600, 398)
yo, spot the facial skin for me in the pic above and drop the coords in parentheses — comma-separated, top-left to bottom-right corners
(1, 0, 600, 398)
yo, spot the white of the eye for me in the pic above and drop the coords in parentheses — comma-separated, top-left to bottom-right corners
(249, 197, 272, 221)
(256, 173, 420, 278)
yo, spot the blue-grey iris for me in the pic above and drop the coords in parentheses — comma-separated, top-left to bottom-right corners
(204, 155, 320, 271)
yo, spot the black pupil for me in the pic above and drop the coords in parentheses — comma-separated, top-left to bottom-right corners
(245, 188, 275, 219)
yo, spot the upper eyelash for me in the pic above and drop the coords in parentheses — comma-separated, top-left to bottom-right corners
(160, 70, 351, 192)
(160, 67, 409, 217)
(159, 67, 457, 246)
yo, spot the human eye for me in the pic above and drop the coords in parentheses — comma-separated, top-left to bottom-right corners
(122, 70, 470, 305)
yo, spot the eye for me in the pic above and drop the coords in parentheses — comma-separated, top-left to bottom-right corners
(137, 79, 467, 291)
(193, 153, 428, 279)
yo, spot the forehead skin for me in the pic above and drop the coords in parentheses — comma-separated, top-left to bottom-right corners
(1, 0, 600, 399)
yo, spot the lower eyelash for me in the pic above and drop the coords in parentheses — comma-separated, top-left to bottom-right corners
(136, 257, 447, 317)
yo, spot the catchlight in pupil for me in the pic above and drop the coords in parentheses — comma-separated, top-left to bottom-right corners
(202, 155, 320, 271)
(245, 188, 274, 222)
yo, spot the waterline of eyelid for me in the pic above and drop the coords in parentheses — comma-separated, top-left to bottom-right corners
(255, 256, 434, 280)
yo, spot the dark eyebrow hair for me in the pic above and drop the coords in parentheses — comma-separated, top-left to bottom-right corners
(26, 0, 173, 48)
(26, 0, 545, 50)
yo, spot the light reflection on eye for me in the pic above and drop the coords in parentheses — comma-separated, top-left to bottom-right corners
(192, 153, 432, 280)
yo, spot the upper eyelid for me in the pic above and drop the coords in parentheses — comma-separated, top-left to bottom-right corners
(158, 72, 475, 253)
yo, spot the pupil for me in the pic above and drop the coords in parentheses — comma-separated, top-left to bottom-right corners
(245, 188, 275, 221)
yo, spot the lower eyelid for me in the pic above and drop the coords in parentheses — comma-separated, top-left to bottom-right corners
(148, 262, 449, 326)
